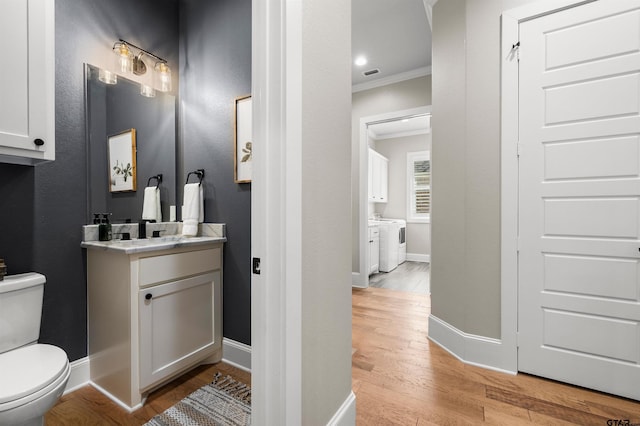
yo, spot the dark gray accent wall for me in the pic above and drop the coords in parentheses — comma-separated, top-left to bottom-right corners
(0, 165, 35, 273)
(179, 0, 252, 344)
(0, 0, 179, 361)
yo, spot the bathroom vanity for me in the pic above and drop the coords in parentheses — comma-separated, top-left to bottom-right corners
(82, 228, 225, 410)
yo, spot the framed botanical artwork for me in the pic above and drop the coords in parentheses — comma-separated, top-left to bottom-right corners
(234, 95, 252, 183)
(108, 129, 137, 192)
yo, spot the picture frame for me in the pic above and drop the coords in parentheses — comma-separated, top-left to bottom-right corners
(108, 128, 137, 192)
(234, 95, 252, 183)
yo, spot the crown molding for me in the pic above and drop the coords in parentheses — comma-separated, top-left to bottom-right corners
(352, 66, 432, 93)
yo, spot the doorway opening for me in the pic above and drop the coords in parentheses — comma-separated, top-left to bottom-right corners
(355, 106, 431, 292)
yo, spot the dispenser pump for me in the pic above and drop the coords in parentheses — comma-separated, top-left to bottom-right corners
(98, 213, 113, 241)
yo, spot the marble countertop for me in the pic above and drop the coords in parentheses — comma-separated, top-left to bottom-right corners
(81, 235, 226, 255)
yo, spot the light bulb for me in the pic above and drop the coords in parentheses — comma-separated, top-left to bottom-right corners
(154, 62, 172, 92)
(114, 43, 133, 74)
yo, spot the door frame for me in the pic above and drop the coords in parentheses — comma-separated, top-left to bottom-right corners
(354, 106, 431, 288)
(251, 0, 303, 424)
(500, 0, 598, 373)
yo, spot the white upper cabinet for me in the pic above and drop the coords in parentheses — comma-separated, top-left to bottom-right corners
(368, 148, 388, 203)
(0, 0, 55, 165)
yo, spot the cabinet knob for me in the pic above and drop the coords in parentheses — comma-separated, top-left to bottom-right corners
(145, 293, 153, 300)
(34, 138, 45, 146)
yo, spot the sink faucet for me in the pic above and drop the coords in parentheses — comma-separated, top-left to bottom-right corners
(138, 220, 148, 239)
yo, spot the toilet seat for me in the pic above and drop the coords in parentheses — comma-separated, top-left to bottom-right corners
(0, 344, 69, 410)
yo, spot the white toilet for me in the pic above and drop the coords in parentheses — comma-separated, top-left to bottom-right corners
(0, 273, 70, 426)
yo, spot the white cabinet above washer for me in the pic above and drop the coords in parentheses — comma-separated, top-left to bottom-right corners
(368, 148, 388, 203)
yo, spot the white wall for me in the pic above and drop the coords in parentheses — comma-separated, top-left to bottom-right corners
(374, 133, 431, 258)
(300, 0, 353, 423)
(352, 76, 432, 271)
(431, 0, 538, 339)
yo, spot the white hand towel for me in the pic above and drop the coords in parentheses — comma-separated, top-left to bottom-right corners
(182, 183, 203, 236)
(142, 187, 162, 222)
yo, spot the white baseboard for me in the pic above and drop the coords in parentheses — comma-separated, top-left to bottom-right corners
(222, 338, 252, 372)
(327, 391, 356, 426)
(428, 314, 516, 375)
(351, 272, 367, 288)
(63, 356, 90, 395)
(407, 253, 430, 263)
(90, 381, 144, 412)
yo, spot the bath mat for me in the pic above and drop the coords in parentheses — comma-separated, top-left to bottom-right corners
(144, 373, 251, 426)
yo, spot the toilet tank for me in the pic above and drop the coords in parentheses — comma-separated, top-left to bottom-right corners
(0, 273, 45, 354)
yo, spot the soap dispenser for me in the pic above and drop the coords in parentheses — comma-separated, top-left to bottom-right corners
(99, 213, 113, 241)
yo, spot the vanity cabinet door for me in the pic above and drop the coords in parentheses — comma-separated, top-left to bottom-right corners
(0, 0, 55, 165)
(138, 271, 221, 390)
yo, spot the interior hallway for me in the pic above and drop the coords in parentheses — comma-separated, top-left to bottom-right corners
(352, 285, 640, 424)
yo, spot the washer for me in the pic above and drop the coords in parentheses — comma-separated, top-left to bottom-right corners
(374, 219, 401, 272)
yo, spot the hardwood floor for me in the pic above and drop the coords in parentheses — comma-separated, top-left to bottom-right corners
(46, 287, 640, 425)
(45, 362, 250, 425)
(352, 286, 640, 425)
(369, 260, 430, 294)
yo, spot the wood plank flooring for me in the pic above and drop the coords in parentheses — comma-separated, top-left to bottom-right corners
(45, 286, 640, 425)
(45, 362, 250, 425)
(369, 260, 430, 294)
(352, 286, 640, 425)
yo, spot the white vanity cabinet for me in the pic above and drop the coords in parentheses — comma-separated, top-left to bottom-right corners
(86, 242, 223, 410)
(0, 0, 55, 165)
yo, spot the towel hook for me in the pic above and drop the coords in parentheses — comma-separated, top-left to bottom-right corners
(185, 169, 205, 185)
(146, 174, 163, 188)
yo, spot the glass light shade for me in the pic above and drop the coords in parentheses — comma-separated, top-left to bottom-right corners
(114, 43, 133, 74)
(140, 84, 156, 98)
(98, 68, 117, 85)
(154, 62, 172, 92)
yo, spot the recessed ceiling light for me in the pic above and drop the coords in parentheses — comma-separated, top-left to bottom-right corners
(402, 119, 410, 123)
(354, 56, 367, 67)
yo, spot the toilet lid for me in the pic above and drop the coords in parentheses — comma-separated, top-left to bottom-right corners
(0, 344, 69, 404)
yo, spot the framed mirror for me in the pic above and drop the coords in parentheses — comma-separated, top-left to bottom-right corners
(85, 64, 176, 223)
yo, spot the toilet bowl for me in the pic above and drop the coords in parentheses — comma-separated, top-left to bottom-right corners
(0, 273, 70, 426)
(0, 344, 70, 426)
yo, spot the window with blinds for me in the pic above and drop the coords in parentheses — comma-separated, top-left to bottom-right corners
(407, 151, 430, 222)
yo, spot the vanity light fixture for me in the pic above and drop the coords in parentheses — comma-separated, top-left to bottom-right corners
(98, 68, 117, 85)
(111, 39, 172, 93)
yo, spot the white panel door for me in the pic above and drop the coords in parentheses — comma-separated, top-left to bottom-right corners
(518, 0, 640, 400)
